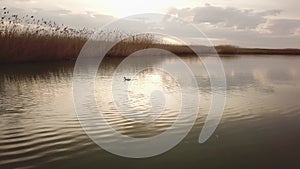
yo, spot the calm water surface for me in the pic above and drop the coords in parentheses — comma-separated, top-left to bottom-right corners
(0, 55, 300, 169)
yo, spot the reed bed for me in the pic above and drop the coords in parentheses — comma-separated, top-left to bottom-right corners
(1, 7, 299, 63)
(0, 7, 94, 62)
(0, 8, 158, 62)
(0, 7, 214, 63)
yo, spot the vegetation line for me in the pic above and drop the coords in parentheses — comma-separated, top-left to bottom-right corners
(1, 7, 300, 63)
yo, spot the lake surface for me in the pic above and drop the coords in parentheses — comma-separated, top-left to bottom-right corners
(0, 55, 300, 169)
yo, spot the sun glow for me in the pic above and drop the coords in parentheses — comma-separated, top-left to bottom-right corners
(129, 74, 163, 97)
(103, 0, 183, 17)
(162, 37, 183, 45)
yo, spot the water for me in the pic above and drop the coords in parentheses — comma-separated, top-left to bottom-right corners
(0, 55, 300, 168)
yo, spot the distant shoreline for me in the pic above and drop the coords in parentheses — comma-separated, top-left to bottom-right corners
(1, 7, 300, 63)
(214, 45, 300, 55)
(0, 36, 300, 63)
(1, 43, 300, 64)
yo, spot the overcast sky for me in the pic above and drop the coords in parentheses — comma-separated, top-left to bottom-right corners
(1, 0, 300, 48)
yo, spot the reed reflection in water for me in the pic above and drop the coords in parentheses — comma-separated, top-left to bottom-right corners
(0, 55, 300, 169)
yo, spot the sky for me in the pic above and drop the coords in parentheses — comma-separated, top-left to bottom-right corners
(1, 0, 300, 48)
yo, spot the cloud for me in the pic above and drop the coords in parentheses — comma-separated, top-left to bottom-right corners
(1, 2, 299, 48)
(166, 4, 300, 48)
(168, 4, 281, 29)
(266, 19, 300, 36)
(2, 7, 115, 28)
(203, 26, 300, 48)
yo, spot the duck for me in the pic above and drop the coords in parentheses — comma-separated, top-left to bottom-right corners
(123, 77, 131, 81)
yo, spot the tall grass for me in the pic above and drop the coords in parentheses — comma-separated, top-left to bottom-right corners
(0, 8, 164, 62)
(1, 7, 298, 63)
(0, 8, 92, 62)
(0, 7, 214, 63)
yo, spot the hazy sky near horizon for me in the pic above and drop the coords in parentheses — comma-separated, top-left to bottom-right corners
(1, 0, 300, 48)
